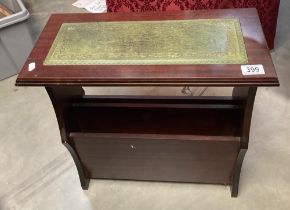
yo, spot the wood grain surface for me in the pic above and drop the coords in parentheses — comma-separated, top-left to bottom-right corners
(70, 133, 240, 184)
(16, 8, 279, 87)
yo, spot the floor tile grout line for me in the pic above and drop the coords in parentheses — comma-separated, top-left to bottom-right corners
(0, 151, 73, 205)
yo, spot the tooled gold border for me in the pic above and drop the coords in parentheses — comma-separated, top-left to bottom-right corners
(43, 19, 248, 66)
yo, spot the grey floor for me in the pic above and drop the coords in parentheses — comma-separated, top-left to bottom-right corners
(0, 0, 290, 209)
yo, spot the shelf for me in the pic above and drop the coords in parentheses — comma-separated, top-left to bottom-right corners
(67, 96, 243, 137)
(64, 96, 242, 184)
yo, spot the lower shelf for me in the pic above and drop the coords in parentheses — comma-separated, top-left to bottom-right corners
(70, 132, 240, 184)
(65, 96, 243, 184)
(69, 97, 243, 136)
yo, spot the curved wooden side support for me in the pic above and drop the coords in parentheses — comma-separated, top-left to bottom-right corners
(46, 86, 90, 189)
(46, 86, 85, 143)
(231, 148, 247, 197)
(231, 87, 257, 197)
(232, 87, 257, 148)
(64, 142, 90, 190)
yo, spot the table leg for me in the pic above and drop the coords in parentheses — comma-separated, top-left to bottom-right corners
(231, 87, 257, 197)
(45, 86, 90, 190)
(45, 86, 257, 195)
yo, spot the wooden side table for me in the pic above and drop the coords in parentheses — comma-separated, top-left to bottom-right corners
(16, 9, 279, 197)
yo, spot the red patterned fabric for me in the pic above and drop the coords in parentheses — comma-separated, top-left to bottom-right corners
(106, 0, 280, 49)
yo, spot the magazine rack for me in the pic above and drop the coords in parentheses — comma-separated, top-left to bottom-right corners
(16, 9, 279, 197)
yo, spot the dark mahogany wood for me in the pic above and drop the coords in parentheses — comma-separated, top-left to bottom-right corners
(70, 99, 243, 136)
(231, 148, 247, 197)
(70, 133, 240, 185)
(46, 87, 90, 189)
(45, 86, 84, 143)
(63, 142, 90, 189)
(15, 9, 279, 197)
(232, 87, 257, 148)
(230, 87, 257, 197)
(15, 9, 279, 87)
(43, 87, 258, 196)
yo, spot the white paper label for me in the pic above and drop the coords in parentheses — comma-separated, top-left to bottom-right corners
(72, 0, 95, 8)
(241, 65, 265, 76)
(72, 0, 107, 13)
(28, 62, 36, 71)
(85, 1, 107, 13)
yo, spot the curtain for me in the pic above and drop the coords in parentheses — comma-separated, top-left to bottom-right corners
(106, 0, 280, 49)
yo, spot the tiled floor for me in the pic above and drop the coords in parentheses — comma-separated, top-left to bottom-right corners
(0, 0, 290, 209)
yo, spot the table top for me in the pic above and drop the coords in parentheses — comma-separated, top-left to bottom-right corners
(43, 19, 247, 66)
(16, 8, 279, 87)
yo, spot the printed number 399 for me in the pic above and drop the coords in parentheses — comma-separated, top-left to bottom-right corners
(241, 65, 265, 76)
(247, 66, 260, 73)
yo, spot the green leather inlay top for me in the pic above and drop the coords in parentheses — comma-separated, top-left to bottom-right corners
(44, 19, 248, 65)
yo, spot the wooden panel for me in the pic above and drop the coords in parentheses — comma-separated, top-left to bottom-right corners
(16, 8, 279, 87)
(70, 133, 240, 184)
(70, 104, 243, 137)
